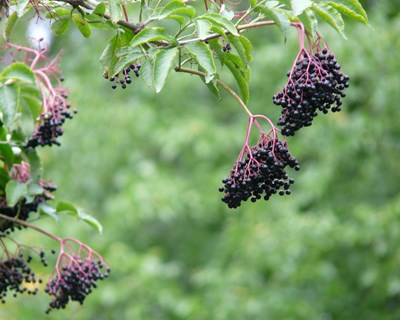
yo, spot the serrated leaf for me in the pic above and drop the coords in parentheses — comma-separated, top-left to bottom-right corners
(0, 143, 14, 167)
(153, 47, 179, 93)
(324, 1, 368, 24)
(51, 18, 70, 36)
(312, 3, 346, 38)
(38, 203, 59, 223)
(227, 34, 250, 67)
(299, 9, 318, 36)
(6, 180, 27, 207)
(56, 201, 103, 234)
(239, 35, 252, 62)
(140, 58, 154, 87)
(0, 82, 19, 129)
(224, 59, 249, 104)
(155, 0, 196, 20)
(185, 42, 216, 83)
(196, 19, 212, 40)
(93, 2, 106, 16)
(72, 13, 91, 38)
(100, 34, 121, 75)
(259, 6, 291, 39)
(0, 63, 35, 84)
(130, 27, 177, 48)
(109, 0, 122, 21)
(3, 11, 18, 41)
(114, 47, 144, 75)
(291, 0, 313, 16)
(199, 13, 238, 36)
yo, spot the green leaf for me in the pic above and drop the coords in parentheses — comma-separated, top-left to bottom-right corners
(100, 34, 122, 75)
(25, 150, 41, 180)
(109, 0, 122, 21)
(0, 63, 35, 84)
(195, 19, 212, 40)
(0, 143, 14, 167)
(312, 3, 346, 38)
(249, 0, 257, 7)
(199, 13, 238, 36)
(155, 1, 196, 20)
(114, 47, 144, 75)
(0, 168, 10, 191)
(22, 95, 42, 123)
(185, 42, 216, 83)
(0, 82, 19, 129)
(27, 183, 44, 196)
(324, 1, 368, 24)
(3, 11, 19, 41)
(259, 6, 291, 39)
(291, 0, 313, 16)
(153, 47, 179, 93)
(130, 27, 177, 48)
(224, 59, 249, 104)
(227, 34, 251, 67)
(45, 7, 70, 19)
(38, 203, 59, 224)
(72, 13, 91, 38)
(140, 58, 154, 87)
(51, 18, 70, 36)
(15, 0, 29, 16)
(299, 9, 318, 36)
(204, 78, 221, 100)
(56, 201, 103, 234)
(93, 2, 107, 16)
(5, 180, 27, 207)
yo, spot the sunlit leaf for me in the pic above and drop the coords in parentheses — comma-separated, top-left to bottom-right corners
(0, 63, 35, 84)
(291, 0, 313, 16)
(198, 13, 238, 36)
(312, 3, 346, 38)
(130, 27, 177, 48)
(72, 13, 91, 38)
(3, 11, 18, 41)
(324, 1, 368, 24)
(51, 17, 70, 36)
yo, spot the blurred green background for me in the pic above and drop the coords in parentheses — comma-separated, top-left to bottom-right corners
(2, 0, 400, 319)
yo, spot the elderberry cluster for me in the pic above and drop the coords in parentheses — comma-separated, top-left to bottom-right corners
(273, 48, 349, 136)
(219, 138, 299, 208)
(107, 63, 141, 90)
(26, 99, 77, 148)
(0, 257, 39, 304)
(45, 257, 109, 313)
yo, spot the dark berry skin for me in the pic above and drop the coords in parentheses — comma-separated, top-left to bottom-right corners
(219, 137, 299, 208)
(273, 48, 349, 136)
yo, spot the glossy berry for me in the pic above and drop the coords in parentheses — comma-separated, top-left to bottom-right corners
(107, 63, 141, 89)
(219, 136, 299, 208)
(45, 257, 109, 313)
(273, 48, 349, 136)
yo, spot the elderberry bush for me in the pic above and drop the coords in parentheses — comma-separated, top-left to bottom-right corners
(106, 63, 141, 90)
(219, 137, 300, 208)
(45, 257, 110, 313)
(273, 48, 350, 136)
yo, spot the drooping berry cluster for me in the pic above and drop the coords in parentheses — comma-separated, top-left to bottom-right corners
(106, 63, 141, 90)
(219, 134, 299, 208)
(0, 257, 39, 304)
(45, 257, 109, 313)
(273, 47, 349, 136)
(26, 95, 77, 148)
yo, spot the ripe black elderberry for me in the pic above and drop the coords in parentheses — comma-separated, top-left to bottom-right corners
(45, 257, 109, 313)
(26, 100, 76, 148)
(220, 136, 299, 208)
(107, 63, 141, 90)
(0, 257, 39, 304)
(273, 48, 349, 136)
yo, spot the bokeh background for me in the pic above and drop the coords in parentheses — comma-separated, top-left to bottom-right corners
(1, 0, 400, 319)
